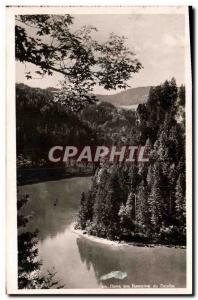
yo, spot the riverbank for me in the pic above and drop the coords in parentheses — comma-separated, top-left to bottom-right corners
(71, 222, 186, 249)
(17, 168, 94, 186)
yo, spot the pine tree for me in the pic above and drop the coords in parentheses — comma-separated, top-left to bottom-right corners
(78, 192, 87, 229)
(148, 181, 162, 232)
(170, 77, 178, 104)
(147, 163, 163, 232)
(136, 181, 149, 231)
(178, 85, 185, 107)
(175, 174, 186, 227)
(77, 79, 186, 245)
(118, 191, 136, 235)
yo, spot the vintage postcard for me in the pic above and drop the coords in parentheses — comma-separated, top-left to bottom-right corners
(6, 6, 192, 295)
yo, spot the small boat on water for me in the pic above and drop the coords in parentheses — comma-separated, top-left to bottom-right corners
(54, 198, 58, 206)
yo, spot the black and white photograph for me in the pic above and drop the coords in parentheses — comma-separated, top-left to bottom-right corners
(6, 6, 192, 295)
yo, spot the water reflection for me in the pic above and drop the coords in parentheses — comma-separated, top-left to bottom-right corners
(76, 237, 123, 286)
(76, 236, 186, 288)
(18, 177, 186, 289)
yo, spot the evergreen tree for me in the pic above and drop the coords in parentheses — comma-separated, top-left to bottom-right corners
(118, 191, 136, 238)
(78, 192, 87, 229)
(146, 162, 165, 232)
(18, 195, 64, 289)
(136, 181, 149, 232)
(178, 84, 185, 107)
(77, 78, 186, 246)
(175, 174, 186, 227)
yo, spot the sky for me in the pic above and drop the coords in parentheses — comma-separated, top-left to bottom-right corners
(16, 13, 185, 94)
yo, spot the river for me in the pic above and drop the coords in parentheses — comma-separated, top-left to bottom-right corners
(18, 177, 186, 289)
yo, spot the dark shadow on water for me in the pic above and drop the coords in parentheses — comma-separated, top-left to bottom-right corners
(76, 236, 186, 288)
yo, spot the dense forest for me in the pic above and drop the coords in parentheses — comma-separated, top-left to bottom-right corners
(17, 79, 186, 246)
(16, 83, 97, 164)
(77, 78, 186, 246)
(16, 83, 137, 183)
(15, 14, 188, 291)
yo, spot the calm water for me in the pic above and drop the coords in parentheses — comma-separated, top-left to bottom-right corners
(18, 177, 186, 289)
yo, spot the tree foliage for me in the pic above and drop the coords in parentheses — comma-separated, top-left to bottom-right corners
(16, 15, 142, 111)
(77, 79, 186, 246)
(16, 83, 137, 171)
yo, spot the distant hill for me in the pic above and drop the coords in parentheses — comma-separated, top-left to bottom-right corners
(17, 84, 151, 108)
(45, 87, 60, 93)
(95, 86, 151, 107)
